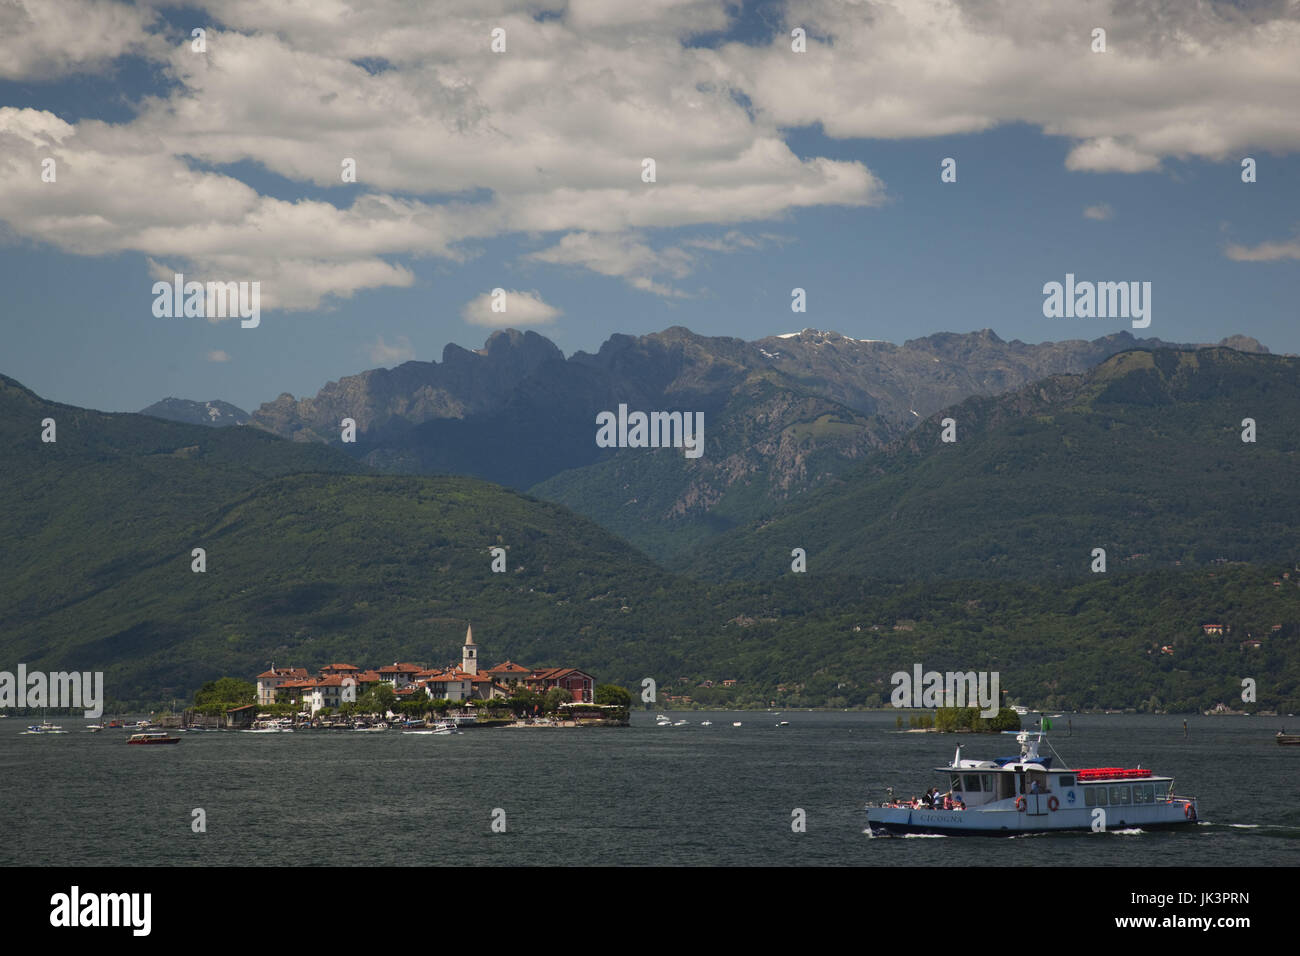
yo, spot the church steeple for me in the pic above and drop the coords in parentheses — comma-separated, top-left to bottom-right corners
(462, 623, 477, 675)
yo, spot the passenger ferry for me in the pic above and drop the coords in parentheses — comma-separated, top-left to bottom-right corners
(866, 728, 1199, 835)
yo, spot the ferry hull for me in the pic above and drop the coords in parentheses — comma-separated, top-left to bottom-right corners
(867, 803, 1198, 836)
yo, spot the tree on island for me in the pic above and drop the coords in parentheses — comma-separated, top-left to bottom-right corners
(543, 687, 573, 714)
(358, 683, 397, 715)
(503, 690, 544, 716)
(594, 684, 631, 707)
(192, 677, 256, 715)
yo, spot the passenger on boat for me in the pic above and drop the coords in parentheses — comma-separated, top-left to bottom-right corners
(953, 795, 965, 810)
(943, 793, 953, 810)
(1030, 780, 1041, 794)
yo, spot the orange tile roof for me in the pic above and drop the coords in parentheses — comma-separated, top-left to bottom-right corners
(257, 667, 308, 679)
(486, 661, 531, 675)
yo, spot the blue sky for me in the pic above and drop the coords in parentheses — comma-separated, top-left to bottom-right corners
(2, 1, 1297, 414)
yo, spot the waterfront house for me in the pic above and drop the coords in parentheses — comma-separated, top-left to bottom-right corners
(485, 661, 531, 688)
(377, 663, 422, 690)
(224, 703, 257, 728)
(525, 667, 595, 703)
(256, 666, 310, 705)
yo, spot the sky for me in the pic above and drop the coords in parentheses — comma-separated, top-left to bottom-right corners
(1, 0, 1297, 414)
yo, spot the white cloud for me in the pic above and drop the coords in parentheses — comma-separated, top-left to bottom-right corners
(722, 0, 1300, 173)
(0, 0, 163, 80)
(1066, 138, 1160, 174)
(1083, 203, 1114, 221)
(527, 229, 781, 296)
(367, 335, 416, 364)
(206, 350, 231, 363)
(1224, 236, 1300, 262)
(461, 289, 561, 327)
(528, 231, 693, 296)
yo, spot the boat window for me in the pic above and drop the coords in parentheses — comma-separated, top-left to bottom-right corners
(1109, 785, 1131, 805)
(1089, 786, 1107, 806)
(1059, 775, 1075, 787)
(963, 774, 982, 792)
(1133, 784, 1154, 804)
(999, 775, 1018, 800)
(982, 774, 994, 793)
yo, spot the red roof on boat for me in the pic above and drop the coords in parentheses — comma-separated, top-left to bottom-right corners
(1074, 767, 1153, 780)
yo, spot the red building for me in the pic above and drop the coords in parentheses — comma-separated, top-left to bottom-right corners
(525, 667, 595, 703)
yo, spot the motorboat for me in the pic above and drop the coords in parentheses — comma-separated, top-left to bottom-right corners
(22, 721, 67, 735)
(127, 732, 180, 745)
(866, 729, 1199, 835)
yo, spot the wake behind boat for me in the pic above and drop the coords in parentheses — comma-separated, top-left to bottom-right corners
(866, 728, 1199, 836)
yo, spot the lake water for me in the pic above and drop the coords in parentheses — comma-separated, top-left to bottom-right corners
(2, 712, 1296, 866)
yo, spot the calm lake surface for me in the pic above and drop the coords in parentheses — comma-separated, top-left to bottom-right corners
(2, 712, 1296, 866)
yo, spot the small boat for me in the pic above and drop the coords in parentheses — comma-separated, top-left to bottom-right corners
(732, 721, 742, 727)
(1276, 732, 1300, 746)
(85, 724, 105, 733)
(776, 721, 789, 727)
(673, 720, 687, 726)
(352, 722, 388, 732)
(127, 732, 180, 745)
(242, 721, 292, 733)
(22, 722, 68, 735)
(431, 720, 460, 735)
(700, 721, 713, 726)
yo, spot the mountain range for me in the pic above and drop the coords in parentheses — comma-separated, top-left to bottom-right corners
(217, 326, 1271, 560)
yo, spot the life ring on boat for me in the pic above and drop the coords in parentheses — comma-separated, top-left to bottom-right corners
(1015, 796, 1026, 812)
(1047, 796, 1059, 811)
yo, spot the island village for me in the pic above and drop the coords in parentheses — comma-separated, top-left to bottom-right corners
(184, 625, 628, 731)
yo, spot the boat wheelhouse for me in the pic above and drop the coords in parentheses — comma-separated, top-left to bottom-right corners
(866, 729, 1199, 836)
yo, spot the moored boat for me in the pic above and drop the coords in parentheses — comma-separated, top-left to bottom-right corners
(127, 732, 180, 745)
(866, 729, 1199, 836)
(22, 721, 67, 735)
(1277, 732, 1300, 746)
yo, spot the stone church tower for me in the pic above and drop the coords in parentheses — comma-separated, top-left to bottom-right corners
(462, 623, 477, 675)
